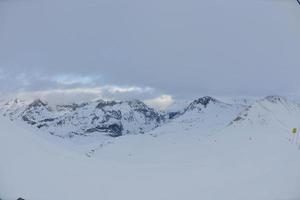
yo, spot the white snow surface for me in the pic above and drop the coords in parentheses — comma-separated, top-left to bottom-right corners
(1, 96, 300, 200)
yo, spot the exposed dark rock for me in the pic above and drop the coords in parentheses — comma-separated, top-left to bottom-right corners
(265, 95, 286, 103)
(233, 116, 243, 122)
(85, 123, 123, 137)
(106, 123, 124, 137)
(39, 118, 56, 123)
(105, 110, 122, 120)
(168, 111, 181, 119)
(96, 100, 120, 109)
(22, 115, 37, 125)
(37, 123, 48, 129)
(185, 96, 217, 111)
(28, 99, 47, 108)
(56, 119, 65, 126)
(57, 102, 88, 112)
(91, 114, 100, 124)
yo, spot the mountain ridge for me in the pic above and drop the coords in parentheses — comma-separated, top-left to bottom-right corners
(1, 95, 298, 141)
(0, 96, 242, 138)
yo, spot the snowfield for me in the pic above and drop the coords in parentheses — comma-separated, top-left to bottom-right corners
(1, 96, 300, 200)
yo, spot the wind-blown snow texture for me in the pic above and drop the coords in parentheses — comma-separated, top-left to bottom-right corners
(0, 95, 300, 200)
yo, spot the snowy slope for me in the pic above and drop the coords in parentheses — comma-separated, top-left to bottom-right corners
(155, 96, 245, 136)
(1, 104, 300, 200)
(229, 95, 300, 132)
(217, 96, 256, 107)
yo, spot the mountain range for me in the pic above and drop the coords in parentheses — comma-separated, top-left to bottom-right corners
(1, 95, 298, 142)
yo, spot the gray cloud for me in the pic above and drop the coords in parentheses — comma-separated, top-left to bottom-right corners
(11, 86, 164, 105)
(1, 0, 300, 100)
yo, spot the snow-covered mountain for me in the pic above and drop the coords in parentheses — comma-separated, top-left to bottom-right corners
(156, 96, 246, 135)
(229, 95, 300, 132)
(2, 95, 300, 145)
(0, 98, 165, 138)
(0, 96, 248, 140)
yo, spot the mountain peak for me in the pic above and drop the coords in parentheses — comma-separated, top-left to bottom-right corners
(4, 98, 27, 105)
(194, 96, 217, 105)
(127, 99, 149, 109)
(29, 99, 48, 108)
(185, 96, 218, 111)
(95, 100, 120, 109)
(263, 95, 287, 104)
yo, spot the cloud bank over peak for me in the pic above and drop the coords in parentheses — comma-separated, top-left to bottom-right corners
(0, 69, 173, 108)
(8, 85, 165, 105)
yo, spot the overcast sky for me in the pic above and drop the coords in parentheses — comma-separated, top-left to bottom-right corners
(1, 0, 300, 106)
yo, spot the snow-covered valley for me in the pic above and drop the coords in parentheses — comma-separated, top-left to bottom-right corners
(0, 96, 300, 200)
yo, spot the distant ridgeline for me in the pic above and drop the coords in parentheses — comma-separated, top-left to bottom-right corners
(1, 96, 300, 141)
